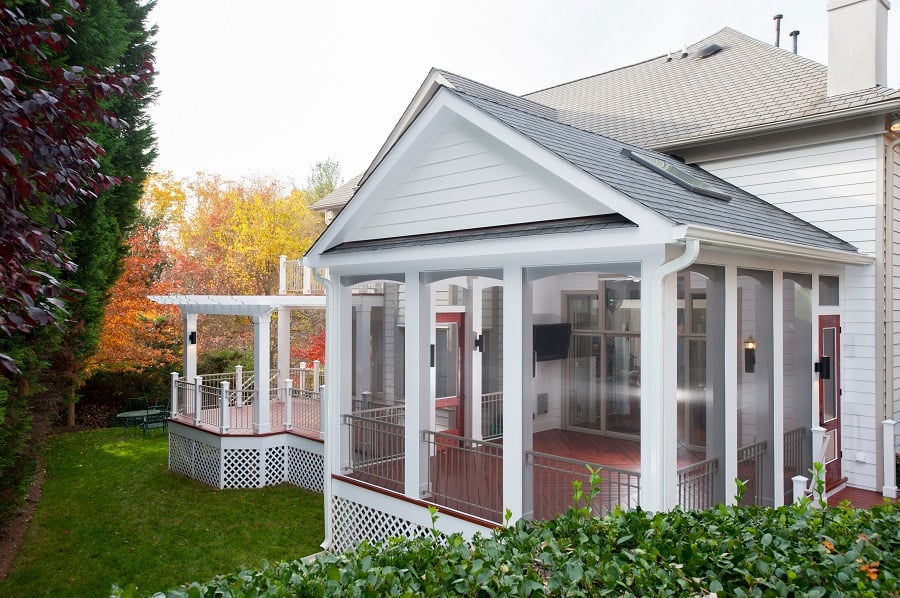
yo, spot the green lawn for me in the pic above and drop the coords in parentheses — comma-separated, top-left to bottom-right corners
(0, 428, 324, 597)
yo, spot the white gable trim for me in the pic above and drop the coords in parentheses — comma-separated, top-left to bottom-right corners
(307, 87, 673, 261)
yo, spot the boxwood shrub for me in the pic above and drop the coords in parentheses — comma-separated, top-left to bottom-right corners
(128, 497, 899, 598)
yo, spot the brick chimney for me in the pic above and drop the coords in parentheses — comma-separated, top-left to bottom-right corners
(827, 0, 890, 96)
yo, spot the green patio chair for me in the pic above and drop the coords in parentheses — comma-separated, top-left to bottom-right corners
(142, 410, 169, 436)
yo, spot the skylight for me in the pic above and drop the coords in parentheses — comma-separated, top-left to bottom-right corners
(622, 149, 731, 201)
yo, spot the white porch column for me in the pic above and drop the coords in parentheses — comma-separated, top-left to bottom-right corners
(354, 302, 373, 401)
(182, 312, 198, 382)
(470, 278, 486, 441)
(278, 255, 287, 294)
(333, 279, 354, 473)
(277, 307, 292, 388)
(405, 272, 430, 499)
(252, 311, 272, 434)
(724, 265, 740, 504)
(640, 255, 679, 511)
(772, 271, 785, 506)
(502, 265, 533, 522)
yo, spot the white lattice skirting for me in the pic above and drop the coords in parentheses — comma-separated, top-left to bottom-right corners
(330, 495, 432, 554)
(168, 422, 323, 491)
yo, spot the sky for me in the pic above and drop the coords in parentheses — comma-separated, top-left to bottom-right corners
(147, 0, 900, 189)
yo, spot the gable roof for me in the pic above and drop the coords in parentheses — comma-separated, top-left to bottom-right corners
(523, 28, 900, 150)
(447, 87, 856, 253)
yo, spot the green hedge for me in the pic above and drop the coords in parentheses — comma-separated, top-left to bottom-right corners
(129, 498, 900, 597)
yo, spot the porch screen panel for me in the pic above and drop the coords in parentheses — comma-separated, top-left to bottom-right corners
(782, 274, 812, 503)
(677, 266, 725, 508)
(737, 269, 775, 507)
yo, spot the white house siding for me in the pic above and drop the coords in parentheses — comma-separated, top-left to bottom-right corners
(704, 137, 880, 490)
(354, 121, 606, 241)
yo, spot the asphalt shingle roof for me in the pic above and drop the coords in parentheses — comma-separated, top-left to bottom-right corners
(450, 88, 856, 253)
(311, 173, 363, 212)
(522, 27, 900, 149)
(324, 215, 635, 254)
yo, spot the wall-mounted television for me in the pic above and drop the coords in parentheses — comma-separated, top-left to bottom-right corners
(533, 323, 572, 362)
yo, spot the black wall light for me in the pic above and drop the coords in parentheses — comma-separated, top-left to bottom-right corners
(189, 331, 197, 345)
(743, 334, 756, 373)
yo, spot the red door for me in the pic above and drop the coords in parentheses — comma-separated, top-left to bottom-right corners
(818, 315, 842, 486)
(435, 312, 465, 437)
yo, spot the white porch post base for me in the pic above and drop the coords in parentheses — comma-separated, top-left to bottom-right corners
(882, 420, 897, 498)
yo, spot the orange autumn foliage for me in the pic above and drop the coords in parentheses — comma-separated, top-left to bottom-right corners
(87, 223, 181, 372)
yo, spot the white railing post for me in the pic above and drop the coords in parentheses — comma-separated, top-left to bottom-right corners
(220, 381, 230, 434)
(811, 426, 826, 463)
(319, 384, 326, 440)
(299, 362, 307, 391)
(284, 379, 293, 430)
(279, 255, 287, 294)
(792, 475, 808, 504)
(193, 375, 203, 426)
(170, 372, 179, 415)
(313, 360, 321, 389)
(882, 420, 897, 498)
(303, 264, 312, 295)
(235, 365, 244, 407)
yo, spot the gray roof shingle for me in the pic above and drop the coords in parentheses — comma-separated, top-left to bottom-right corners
(450, 88, 857, 253)
(310, 173, 363, 212)
(521, 27, 900, 149)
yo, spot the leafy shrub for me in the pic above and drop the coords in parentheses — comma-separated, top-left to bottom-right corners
(130, 499, 900, 597)
(80, 367, 173, 409)
(197, 349, 253, 376)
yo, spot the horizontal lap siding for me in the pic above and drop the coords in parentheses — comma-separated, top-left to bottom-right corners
(704, 138, 879, 489)
(355, 122, 597, 240)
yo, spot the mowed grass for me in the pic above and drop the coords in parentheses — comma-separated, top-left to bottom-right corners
(0, 428, 324, 597)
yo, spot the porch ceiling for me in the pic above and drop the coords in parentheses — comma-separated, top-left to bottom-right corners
(148, 294, 326, 316)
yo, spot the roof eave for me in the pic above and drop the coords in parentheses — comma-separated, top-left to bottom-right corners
(656, 97, 900, 153)
(675, 225, 872, 265)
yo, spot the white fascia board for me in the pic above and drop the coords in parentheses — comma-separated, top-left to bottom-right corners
(674, 225, 875, 265)
(439, 90, 674, 237)
(148, 294, 325, 316)
(307, 87, 673, 263)
(316, 229, 670, 277)
(359, 69, 453, 187)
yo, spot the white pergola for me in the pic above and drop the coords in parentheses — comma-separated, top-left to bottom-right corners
(149, 294, 326, 433)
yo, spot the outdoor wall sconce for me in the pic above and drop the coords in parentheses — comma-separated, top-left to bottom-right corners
(815, 355, 831, 380)
(743, 334, 756, 373)
(189, 331, 197, 345)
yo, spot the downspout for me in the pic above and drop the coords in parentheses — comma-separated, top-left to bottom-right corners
(647, 237, 700, 511)
(883, 136, 900, 422)
(311, 265, 335, 552)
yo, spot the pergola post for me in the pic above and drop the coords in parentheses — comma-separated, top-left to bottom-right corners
(405, 271, 430, 499)
(183, 312, 198, 382)
(277, 306, 291, 390)
(253, 311, 272, 434)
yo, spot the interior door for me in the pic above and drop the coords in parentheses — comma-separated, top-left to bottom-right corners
(817, 315, 841, 486)
(435, 312, 464, 437)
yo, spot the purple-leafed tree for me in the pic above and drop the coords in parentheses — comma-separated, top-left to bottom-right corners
(0, 1, 153, 374)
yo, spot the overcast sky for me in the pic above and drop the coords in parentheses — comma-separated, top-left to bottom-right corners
(147, 0, 900, 188)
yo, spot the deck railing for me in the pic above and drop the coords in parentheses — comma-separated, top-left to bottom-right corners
(527, 450, 640, 519)
(783, 427, 809, 503)
(481, 391, 504, 439)
(423, 430, 504, 523)
(171, 367, 323, 435)
(343, 406, 405, 490)
(737, 440, 767, 506)
(677, 458, 719, 511)
(279, 258, 386, 295)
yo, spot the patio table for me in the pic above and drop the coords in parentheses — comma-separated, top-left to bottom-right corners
(116, 408, 162, 432)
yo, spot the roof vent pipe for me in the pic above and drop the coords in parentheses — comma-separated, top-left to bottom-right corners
(789, 29, 799, 54)
(774, 14, 783, 47)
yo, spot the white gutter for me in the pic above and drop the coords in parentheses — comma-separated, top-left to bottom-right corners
(311, 265, 334, 553)
(674, 225, 875, 265)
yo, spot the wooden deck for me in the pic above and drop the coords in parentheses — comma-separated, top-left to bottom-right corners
(172, 398, 321, 438)
(828, 486, 895, 509)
